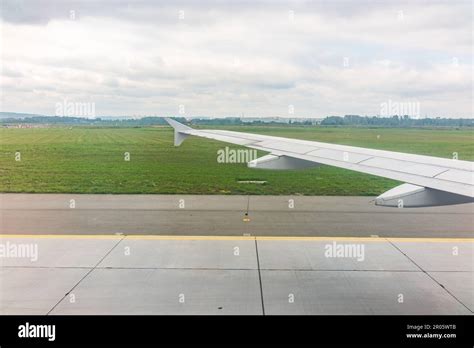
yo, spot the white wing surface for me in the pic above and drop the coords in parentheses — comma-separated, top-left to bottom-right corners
(165, 118, 473, 207)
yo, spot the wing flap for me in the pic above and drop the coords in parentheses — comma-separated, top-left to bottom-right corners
(359, 157, 448, 177)
(435, 169, 474, 184)
(306, 149, 373, 164)
(254, 140, 319, 154)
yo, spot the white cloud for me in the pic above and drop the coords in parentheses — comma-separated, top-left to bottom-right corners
(0, 0, 472, 117)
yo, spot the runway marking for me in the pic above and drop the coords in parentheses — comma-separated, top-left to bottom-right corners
(125, 235, 255, 241)
(0, 234, 473, 242)
(0, 234, 123, 239)
(385, 237, 474, 243)
(257, 236, 474, 242)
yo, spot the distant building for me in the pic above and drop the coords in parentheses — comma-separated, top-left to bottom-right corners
(241, 117, 323, 125)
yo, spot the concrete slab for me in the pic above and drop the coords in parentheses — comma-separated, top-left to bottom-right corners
(428, 272, 474, 312)
(0, 235, 471, 315)
(257, 240, 418, 271)
(51, 268, 262, 315)
(0, 237, 121, 268)
(261, 270, 471, 315)
(389, 241, 474, 271)
(0, 267, 89, 315)
(99, 239, 257, 269)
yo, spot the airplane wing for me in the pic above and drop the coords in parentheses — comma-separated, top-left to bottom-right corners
(164, 118, 474, 207)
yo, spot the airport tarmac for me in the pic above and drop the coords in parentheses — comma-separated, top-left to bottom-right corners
(0, 234, 472, 315)
(1, 194, 473, 237)
(1, 194, 472, 315)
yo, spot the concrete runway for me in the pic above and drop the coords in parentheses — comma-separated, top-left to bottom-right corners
(1, 194, 473, 237)
(1, 234, 472, 315)
(1, 194, 472, 315)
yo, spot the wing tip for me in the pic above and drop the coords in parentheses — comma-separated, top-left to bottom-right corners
(164, 117, 192, 132)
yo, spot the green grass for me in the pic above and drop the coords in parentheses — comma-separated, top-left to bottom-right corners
(0, 126, 472, 195)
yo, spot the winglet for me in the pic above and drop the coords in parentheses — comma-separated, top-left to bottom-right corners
(164, 118, 192, 146)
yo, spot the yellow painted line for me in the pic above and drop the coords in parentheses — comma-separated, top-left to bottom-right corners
(258, 236, 474, 243)
(125, 235, 255, 241)
(386, 237, 474, 243)
(257, 236, 384, 242)
(0, 234, 254, 241)
(0, 234, 123, 240)
(0, 234, 472, 243)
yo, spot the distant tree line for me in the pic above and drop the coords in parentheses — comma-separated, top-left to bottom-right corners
(1, 114, 471, 127)
(1, 116, 96, 124)
(320, 115, 473, 127)
(0, 116, 181, 126)
(190, 117, 242, 125)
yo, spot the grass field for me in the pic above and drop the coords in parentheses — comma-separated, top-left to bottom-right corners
(0, 125, 472, 195)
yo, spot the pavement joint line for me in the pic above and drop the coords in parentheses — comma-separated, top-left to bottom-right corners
(45, 235, 126, 315)
(0, 266, 258, 271)
(2, 266, 465, 272)
(385, 238, 473, 314)
(1, 234, 473, 242)
(0, 266, 473, 273)
(254, 238, 265, 316)
(2, 209, 471, 215)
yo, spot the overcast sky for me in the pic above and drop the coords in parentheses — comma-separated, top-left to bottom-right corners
(1, 0, 472, 118)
